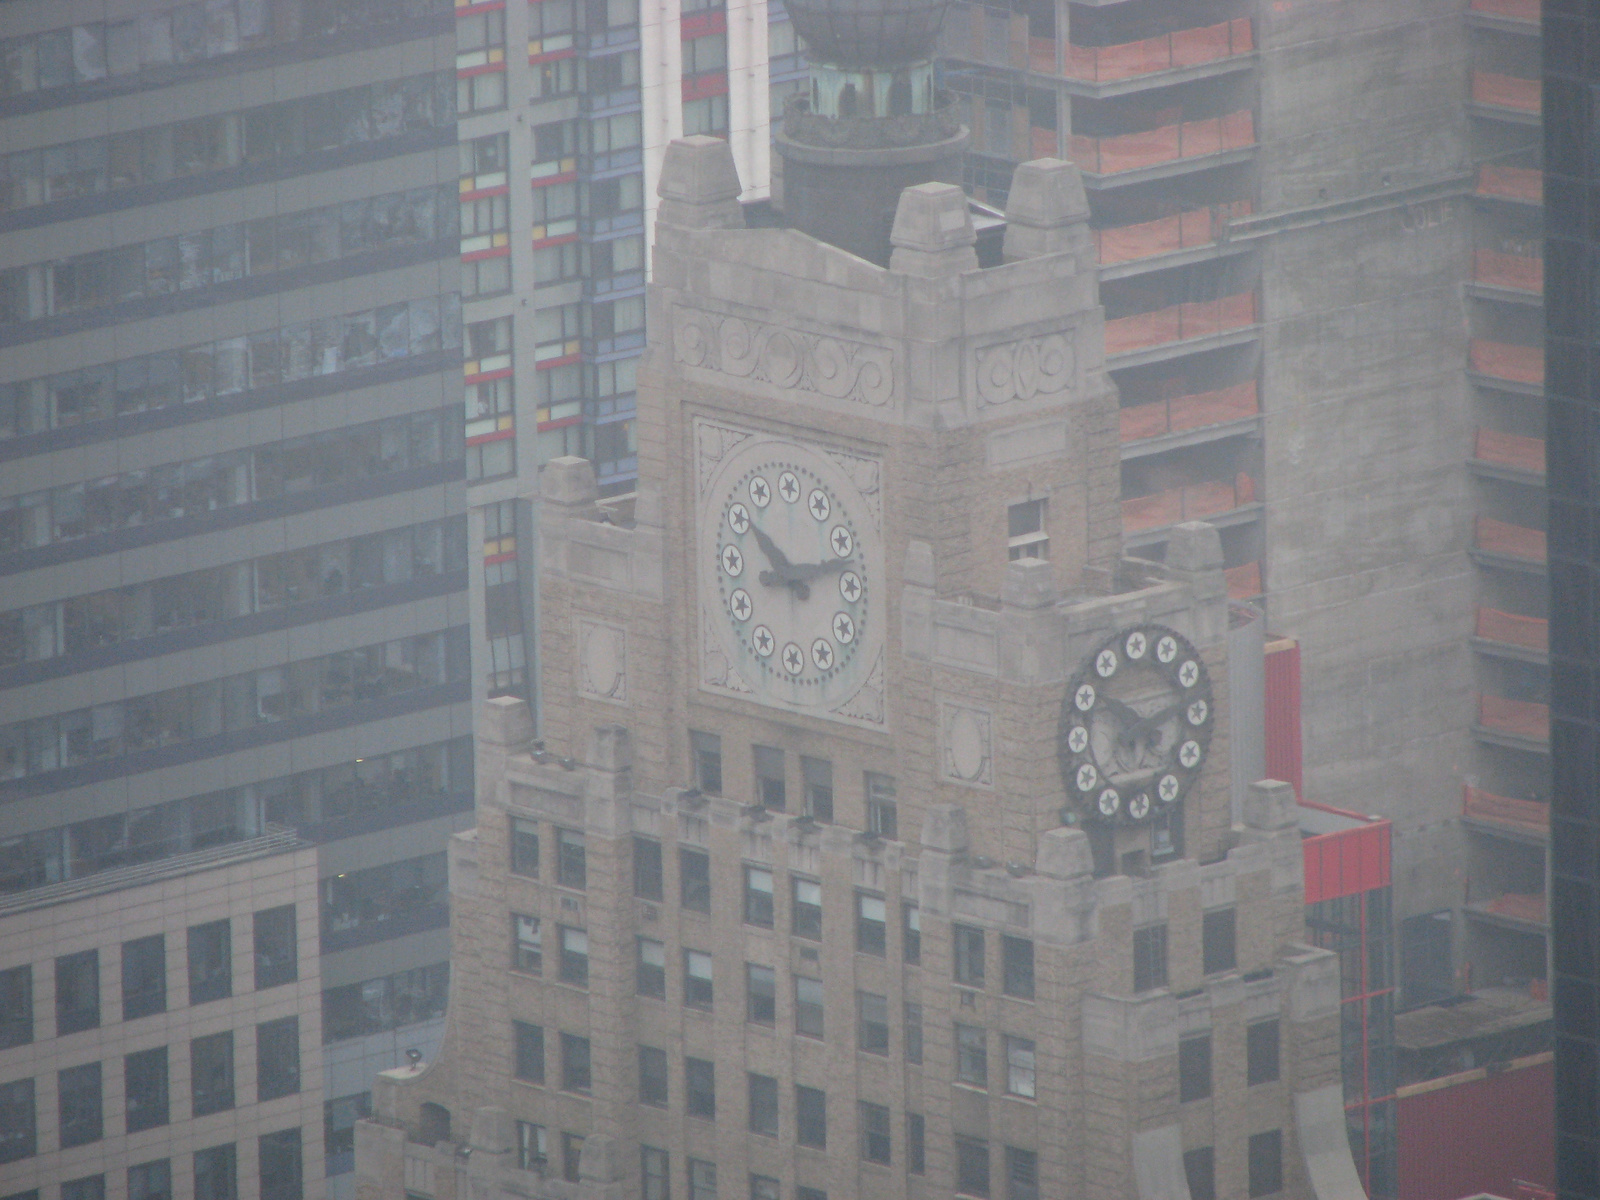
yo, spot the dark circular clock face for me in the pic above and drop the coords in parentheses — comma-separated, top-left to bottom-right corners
(701, 438, 879, 710)
(1057, 624, 1214, 824)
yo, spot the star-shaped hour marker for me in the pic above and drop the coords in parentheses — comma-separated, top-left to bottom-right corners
(781, 643, 804, 674)
(811, 639, 834, 670)
(729, 589, 752, 621)
(749, 477, 770, 507)
(720, 545, 744, 576)
(778, 472, 801, 503)
(832, 612, 855, 645)
(839, 572, 861, 603)
(808, 489, 830, 521)
(752, 625, 774, 656)
(830, 526, 852, 557)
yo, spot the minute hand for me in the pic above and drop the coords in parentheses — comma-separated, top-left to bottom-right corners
(783, 556, 855, 583)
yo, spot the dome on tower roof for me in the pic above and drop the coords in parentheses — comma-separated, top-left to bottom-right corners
(785, 0, 950, 67)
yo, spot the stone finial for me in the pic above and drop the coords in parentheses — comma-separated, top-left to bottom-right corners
(1003, 555, 1057, 609)
(656, 135, 745, 230)
(1002, 157, 1090, 261)
(1244, 779, 1298, 831)
(588, 724, 632, 773)
(922, 803, 970, 854)
(479, 695, 533, 748)
(1166, 520, 1225, 573)
(889, 182, 978, 277)
(1037, 826, 1094, 880)
(468, 1107, 513, 1155)
(541, 455, 598, 507)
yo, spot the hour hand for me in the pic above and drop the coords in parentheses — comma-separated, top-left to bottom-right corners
(751, 525, 793, 574)
(785, 556, 855, 583)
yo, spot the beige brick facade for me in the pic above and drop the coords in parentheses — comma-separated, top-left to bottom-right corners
(356, 140, 1364, 1200)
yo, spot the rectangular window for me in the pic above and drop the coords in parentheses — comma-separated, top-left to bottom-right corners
(513, 1021, 545, 1083)
(556, 828, 586, 888)
(865, 772, 897, 837)
(956, 1023, 988, 1087)
(859, 1100, 891, 1164)
(795, 975, 825, 1038)
(857, 991, 889, 1055)
(637, 937, 666, 998)
(255, 1017, 300, 1101)
(558, 926, 589, 987)
(793, 878, 823, 940)
(684, 950, 714, 1009)
(1007, 499, 1047, 560)
(743, 866, 775, 927)
(680, 847, 711, 912)
(1178, 1034, 1212, 1102)
(688, 1159, 717, 1200)
(801, 756, 833, 821)
(0, 1077, 34, 1164)
(796, 1085, 827, 1148)
(746, 963, 776, 1024)
(58, 1061, 102, 1147)
(908, 1113, 926, 1174)
(253, 906, 297, 989)
(642, 1147, 670, 1200)
(125, 1045, 169, 1132)
(1202, 908, 1237, 975)
(1184, 1147, 1216, 1200)
(748, 1072, 778, 1135)
(1133, 923, 1168, 992)
(187, 920, 231, 1004)
(1001, 935, 1034, 999)
(259, 1128, 302, 1200)
(685, 1056, 716, 1118)
(1247, 1019, 1280, 1085)
(0, 965, 31, 1048)
(954, 924, 986, 987)
(1004, 1035, 1036, 1098)
(691, 730, 722, 794)
(516, 1123, 547, 1172)
(633, 836, 663, 899)
(856, 893, 887, 955)
(562, 1133, 584, 1183)
(903, 903, 922, 964)
(62, 1176, 106, 1200)
(1248, 1131, 1283, 1198)
(639, 1045, 668, 1106)
(750, 1176, 780, 1200)
(512, 914, 543, 974)
(905, 1002, 924, 1063)
(753, 745, 785, 810)
(56, 949, 100, 1034)
(191, 1032, 234, 1115)
(560, 1032, 591, 1091)
(121, 934, 166, 1019)
(1005, 1147, 1039, 1200)
(510, 818, 540, 877)
(797, 1190, 827, 1200)
(956, 1136, 991, 1197)
(128, 1160, 171, 1200)
(194, 1144, 237, 1200)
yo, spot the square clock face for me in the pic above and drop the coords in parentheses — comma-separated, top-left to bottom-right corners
(694, 419, 886, 728)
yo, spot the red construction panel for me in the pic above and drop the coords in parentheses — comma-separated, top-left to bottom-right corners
(1397, 1058, 1553, 1200)
(1302, 821, 1391, 905)
(1264, 639, 1302, 800)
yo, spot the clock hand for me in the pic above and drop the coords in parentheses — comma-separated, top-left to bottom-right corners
(784, 555, 856, 583)
(1123, 702, 1184, 743)
(750, 525, 794, 575)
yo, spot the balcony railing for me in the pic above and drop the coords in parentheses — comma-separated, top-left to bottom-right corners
(1120, 382, 1259, 442)
(1469, 339, 1545, 386)
(1095, 202, 1252, 265)
(1463, 784, 1549, 833)
(1473, 249, 1543, 294)
(1069, 110, 1254, 175)
(1469, 0, 1540, 22)
(1476, 165, 1543, 205)
(1470, 892, 1548, 926)
(1105, 292, 1257, 356)
(1062, 19, 1254, 83)
(1477, 692, 1551, 742)
(1475, 606, 1549, 652)
(1123, 473, 1257, 532)
(1472, 71, 1542, 114)
(1475, 516, 1547, 563)
(1475, 428, 1545, 474)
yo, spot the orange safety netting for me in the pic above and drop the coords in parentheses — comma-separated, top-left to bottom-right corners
(1475, 606, 1549, 650)
(1105, 292, 1257, 355)
(1464, 784, 1550, 830)
(1478, 693, 1551, 741)
(1469, 0, 1540, 20)
(1061, 19, 1253, 82)
(1122, 473, 1256, 531)
(1476, 165, 1543, 204)
(1475, 428, 1546, 473)
(1472, 71, 1542, 113)
(1475, 516, 1547, 561)
(1028, 36, 1055, 73)
(1469, 339, 1545, 385)
(1030, 126, 1058, 159)
(1120, 382, 1260, 441)
(1482, 892, 1548, 923)
(1095, 201, 1252, 265)
(1069, 110, 1254, 174)
(1473, 248, 1543, 293)
(1225, 561, 1262, 600)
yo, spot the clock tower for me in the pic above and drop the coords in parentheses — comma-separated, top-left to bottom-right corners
(358, 133, 1364, 1200)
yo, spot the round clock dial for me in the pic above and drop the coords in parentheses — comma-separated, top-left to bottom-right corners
(1057, 623, 1214, 824)
(700, 436, 881, 710)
